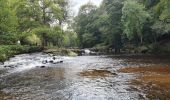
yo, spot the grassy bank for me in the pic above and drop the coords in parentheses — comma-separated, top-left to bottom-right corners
(0, 45, 43, 62)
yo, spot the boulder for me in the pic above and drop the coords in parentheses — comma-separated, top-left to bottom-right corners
(49, 60, 54, 63)
(0, 62, 4, 65)
(60, 61, 63, 63)
(52, 57, 56, 60)
(40, 66, 46, 68)
(52, 60, 63, 64)
(42, 60, 48, 64)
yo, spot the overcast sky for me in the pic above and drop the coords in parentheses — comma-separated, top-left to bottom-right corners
(71, 0, 103, 15)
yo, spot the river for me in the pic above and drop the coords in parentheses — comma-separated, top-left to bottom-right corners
(0, 53, 170, 100)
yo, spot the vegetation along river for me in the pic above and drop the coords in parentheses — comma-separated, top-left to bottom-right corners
(0, 53, 170, 100)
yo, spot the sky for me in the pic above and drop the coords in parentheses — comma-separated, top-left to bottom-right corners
(71, 0, 103, 15)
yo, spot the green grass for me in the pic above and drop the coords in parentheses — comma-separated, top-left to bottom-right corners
(0, 45, 43, 62)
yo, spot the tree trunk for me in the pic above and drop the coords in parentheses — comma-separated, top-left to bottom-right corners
(140, 36, 143, 44)
(153, 33, 157, 43)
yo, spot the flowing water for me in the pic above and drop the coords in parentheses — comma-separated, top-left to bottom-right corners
(0, 53, 170, 100)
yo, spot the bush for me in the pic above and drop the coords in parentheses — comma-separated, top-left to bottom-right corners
(150, 42, 170, 55)
(0, 45, 43, 62)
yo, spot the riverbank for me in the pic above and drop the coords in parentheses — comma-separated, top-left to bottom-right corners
(0, 45, 43, 62)
(43, 48, 80, 56)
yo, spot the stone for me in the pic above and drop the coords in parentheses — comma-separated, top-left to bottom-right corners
(0, 62, 4, 65)
(49, 60, 54, 63)
(40, 66, 46, 68)
(4, 65, 16, 68)
(52, 57, 56, 60)
(59, 61, 63, 63)
(42, 60, 48, 64)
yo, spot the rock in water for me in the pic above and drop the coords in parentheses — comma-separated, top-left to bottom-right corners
(42, 60, 48, 64)
(36, 66, 46, 68)
(0, 62, 4, 65)
(52, 57, 56, 60)
(4, 65, 16, 68)
(40, 66, 46, 68)
(49, 60, 54, 63)
(60, 61, 63, 63)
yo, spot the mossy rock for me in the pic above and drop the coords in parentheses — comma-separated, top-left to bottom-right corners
(67, 51, 78, 57)
(43, 48, 78, 56)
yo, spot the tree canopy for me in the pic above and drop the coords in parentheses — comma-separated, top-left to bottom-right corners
(1, 0, 170, 53)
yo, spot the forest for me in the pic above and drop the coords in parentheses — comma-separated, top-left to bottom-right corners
(0, 0, 78, 61)
(74, 0, 170, 54)
(0, 0, 170, 57)
(0, 0, 77, 47)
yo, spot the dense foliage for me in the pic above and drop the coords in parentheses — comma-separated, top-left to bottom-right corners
(0, 0, 78, 47)
(1, 0, 170, 54)
(0, 45, 43, 62)
(74, 0, 170, 53)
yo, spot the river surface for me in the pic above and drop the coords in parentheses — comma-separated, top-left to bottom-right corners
(0, 53, 170, 100)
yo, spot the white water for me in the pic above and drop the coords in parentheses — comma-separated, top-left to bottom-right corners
(0, 53, 72, 74)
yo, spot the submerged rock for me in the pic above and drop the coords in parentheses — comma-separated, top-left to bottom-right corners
(79, 69, 117, 77)
(0, 62, 4, 65)
(4, 65, 17, 68)
(42, 60, 48, 64)
(40, 66, 46, 68)
(49, 60, 54, 63)
(36, 66, 46, 68)
(60, 61, 63, 63)
(52, 57, 56, 60)
(42, 59, 64, 64)
(52, 61, 64, 64)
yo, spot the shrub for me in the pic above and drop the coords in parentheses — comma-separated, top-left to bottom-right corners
(0, 45, 43, 62)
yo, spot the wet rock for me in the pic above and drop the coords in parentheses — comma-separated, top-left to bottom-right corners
(49, 60, 54, 63)
(59, 61, 63, 63)
(52, 61, 64, 64)
(36, 66, 46, 68)
(40, 66, 46, 68)
(138, 94, 145, 99)
(0, 62, 4, 65)
(4, 65, 17, 68)
(42, 60, 48, 64)
(52, 57, 56, 60)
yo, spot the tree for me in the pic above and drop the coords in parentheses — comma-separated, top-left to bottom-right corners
(121, 0, 150, 45)
(74, 2, 98, 48)
(14, 0, 68, 46)
(0, 0, 18, 44)
(152, 0, 170, 35)
(102, 0, 124, 53)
